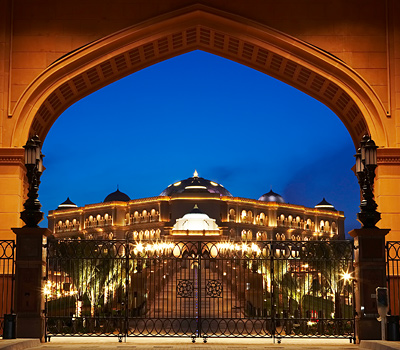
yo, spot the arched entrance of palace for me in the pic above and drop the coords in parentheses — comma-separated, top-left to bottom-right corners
(3, 3, 396, 342)
(2, 5, 395, 245)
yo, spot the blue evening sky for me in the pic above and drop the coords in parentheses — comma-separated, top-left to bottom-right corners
(40, 50, 360, 234)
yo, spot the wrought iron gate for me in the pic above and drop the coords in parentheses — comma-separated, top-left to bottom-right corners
(386, 241, 400, 315)
(0, 240, 15, 336)
(46, 239, 354, 340)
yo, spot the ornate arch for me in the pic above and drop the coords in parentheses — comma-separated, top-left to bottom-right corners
(11, 5, 388, 147)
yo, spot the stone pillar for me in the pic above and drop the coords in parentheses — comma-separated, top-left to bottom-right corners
(12, 227, 51, 341)
(349, 228, 390, 343)
(0, 148, 25, 240)
(376, 148, 400, 241)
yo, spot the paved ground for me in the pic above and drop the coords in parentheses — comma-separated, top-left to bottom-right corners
(0, 337, 358, 350)
(1, 338, 400, 350)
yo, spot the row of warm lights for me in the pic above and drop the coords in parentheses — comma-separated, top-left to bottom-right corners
(216, 242, 262, 255)
(134, 241, 175, 255)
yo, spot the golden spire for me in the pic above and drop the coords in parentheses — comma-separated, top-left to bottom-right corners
(193, 169, 199, 178)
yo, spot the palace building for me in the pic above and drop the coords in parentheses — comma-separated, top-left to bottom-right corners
(47, 171, 345, 241)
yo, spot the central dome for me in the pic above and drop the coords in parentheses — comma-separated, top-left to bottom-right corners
(160, 171, 232, 197)
(172, 205, 220, 231)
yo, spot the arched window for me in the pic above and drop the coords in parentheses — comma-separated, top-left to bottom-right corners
(229, 208, 236, 222)
(259, 212, 265, 225)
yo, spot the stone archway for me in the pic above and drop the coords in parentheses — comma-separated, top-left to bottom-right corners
(10, 6, 387, 149)
(2, 4, 399, 241)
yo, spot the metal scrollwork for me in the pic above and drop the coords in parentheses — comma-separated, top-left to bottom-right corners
(206, 279, 223, 298)
(177, 279, 194, 298)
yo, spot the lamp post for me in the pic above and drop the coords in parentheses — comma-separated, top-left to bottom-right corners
(20, 135, 44, 227)
(355, 134, 380, 228)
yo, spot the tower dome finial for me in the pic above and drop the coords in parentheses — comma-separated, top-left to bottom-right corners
(193, 170, 199, 178)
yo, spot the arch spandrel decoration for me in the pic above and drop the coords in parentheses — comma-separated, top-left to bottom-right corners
(11, 6, 388, 148)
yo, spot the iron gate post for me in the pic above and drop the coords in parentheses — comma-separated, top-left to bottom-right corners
(197, 241, 202, 339)
(12, 227, 51, 341)
(349, 228, 390, 343)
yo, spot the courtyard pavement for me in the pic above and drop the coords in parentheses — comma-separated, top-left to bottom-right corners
(2, 338, 400, 350)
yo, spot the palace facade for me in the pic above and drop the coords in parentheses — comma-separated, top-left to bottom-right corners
(48, 171, 345, 241)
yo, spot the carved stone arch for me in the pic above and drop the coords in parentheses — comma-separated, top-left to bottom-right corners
(10, 5, 388, 148)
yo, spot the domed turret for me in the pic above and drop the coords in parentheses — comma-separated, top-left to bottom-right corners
(160, 171, 232, 197)
(56, 197, 78, 210)
(104, 188, 130, 202)
(258, 189, 285, 203)
(315, 198, 336, 211)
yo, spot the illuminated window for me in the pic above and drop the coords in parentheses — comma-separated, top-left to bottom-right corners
(229, 209, 236, 222)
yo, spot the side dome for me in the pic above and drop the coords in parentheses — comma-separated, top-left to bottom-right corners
(104, 188, 130, 202)
(160, 170, 232, 197)
(258, 189, 285, 203)
(315, 198, 336, 211)
(56, 197, 78, 210)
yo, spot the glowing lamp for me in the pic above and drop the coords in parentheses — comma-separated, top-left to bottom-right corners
(20, 135, 44, 227)
(364, 138, 377, 166)
(355, 134, 380, 228)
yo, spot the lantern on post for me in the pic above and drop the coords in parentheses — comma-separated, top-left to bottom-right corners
(354, 134, 380, 228)
(20, 135, 44, 227)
